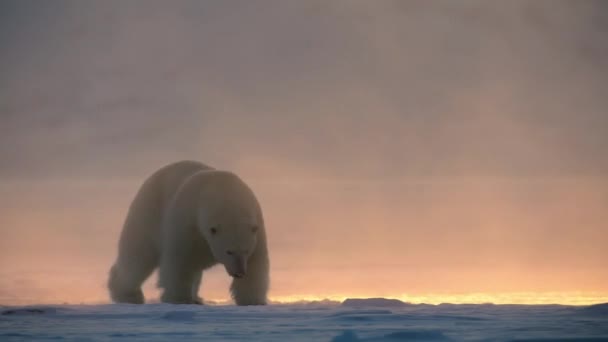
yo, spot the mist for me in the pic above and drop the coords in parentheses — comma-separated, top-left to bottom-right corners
(1, 0, 607, 305)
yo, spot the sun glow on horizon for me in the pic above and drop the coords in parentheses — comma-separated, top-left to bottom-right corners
(6, 292, 606, 307)
(267, 292, 608, 306)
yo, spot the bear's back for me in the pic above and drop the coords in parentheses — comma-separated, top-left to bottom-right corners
(155, 161, 214, 202)
(119, 161, 214, 253)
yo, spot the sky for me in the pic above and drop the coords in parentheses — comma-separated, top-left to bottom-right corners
(1, 0, 607, 305)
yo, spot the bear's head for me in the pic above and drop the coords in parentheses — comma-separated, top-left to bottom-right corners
(200, 216, 259, 278)
(196, 172, 262, 279)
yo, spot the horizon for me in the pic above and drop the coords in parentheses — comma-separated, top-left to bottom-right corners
(5, 291, 608, 307)
(2, 178, 607, 307)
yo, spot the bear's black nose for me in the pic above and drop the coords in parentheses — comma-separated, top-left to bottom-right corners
(231, 272, 244, 279)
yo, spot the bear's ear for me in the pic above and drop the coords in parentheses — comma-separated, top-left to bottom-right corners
(210, 227, 218, 235)
(251, 225, 259, 233)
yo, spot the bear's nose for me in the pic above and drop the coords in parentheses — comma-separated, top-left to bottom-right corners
(231, 272, 245, 279)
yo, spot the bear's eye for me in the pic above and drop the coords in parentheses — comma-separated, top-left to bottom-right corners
(210, 227, 218, 235)
(251, 226, 259, 233)
(226, 250, 234, 256)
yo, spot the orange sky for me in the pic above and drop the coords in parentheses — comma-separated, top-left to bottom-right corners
(1, 178, 607, 305)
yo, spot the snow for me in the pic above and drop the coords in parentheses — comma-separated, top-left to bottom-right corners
(342, 298, 411, 308)
(1, 300, 608, 341)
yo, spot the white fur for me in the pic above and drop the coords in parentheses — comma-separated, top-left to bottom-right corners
(108, 160, 269, 305)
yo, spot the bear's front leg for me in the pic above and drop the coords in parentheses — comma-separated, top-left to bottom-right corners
(230, 276, 267, 305)
(159, 260, 199, 304)
(158, 222, 202, 304)
(230, 244, 269, 305)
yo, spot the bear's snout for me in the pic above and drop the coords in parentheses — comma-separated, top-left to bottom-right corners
(225, 254, 247, 279)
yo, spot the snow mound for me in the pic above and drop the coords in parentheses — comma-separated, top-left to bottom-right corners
(580, 303, 608, 316)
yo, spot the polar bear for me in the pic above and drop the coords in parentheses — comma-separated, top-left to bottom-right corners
(108, 160, 269, 305)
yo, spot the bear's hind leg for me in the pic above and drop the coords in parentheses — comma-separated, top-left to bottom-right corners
(191, 270, 203, 304)
(108, 260, 156, 304)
